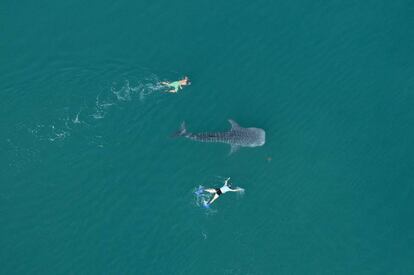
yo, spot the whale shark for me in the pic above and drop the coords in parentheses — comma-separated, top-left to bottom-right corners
(174, 119, 265, 153)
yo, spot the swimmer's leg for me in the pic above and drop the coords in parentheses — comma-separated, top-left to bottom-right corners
(208, 194, 219, 205)
(204, 188, 216, 194)
(166, 87, 178, 93)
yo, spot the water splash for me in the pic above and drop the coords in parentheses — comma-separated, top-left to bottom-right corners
(111, 76, 164, 102)
(28, 73, 166, 146)
(111, 80, 132, 101)
(73, 111, 81, 124)
(91, 95, 113, 119)
(29, 121, 71, 143)
(193, 185, 217, 214)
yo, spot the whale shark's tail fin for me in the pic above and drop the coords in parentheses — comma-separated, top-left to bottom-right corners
(173, 121, 189, 137)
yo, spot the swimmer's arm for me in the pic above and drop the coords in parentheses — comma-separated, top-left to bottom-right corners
(229, 187, 244, 192)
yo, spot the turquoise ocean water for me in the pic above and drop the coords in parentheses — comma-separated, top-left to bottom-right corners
(1, 1, 414, 274)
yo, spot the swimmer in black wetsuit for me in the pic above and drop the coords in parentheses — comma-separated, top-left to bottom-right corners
(204, 178, 244, 205)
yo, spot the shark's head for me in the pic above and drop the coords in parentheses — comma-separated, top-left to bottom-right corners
(247, 128, 266, 147)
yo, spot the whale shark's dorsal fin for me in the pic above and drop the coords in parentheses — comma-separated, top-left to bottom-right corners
(228, 119, 241, 131)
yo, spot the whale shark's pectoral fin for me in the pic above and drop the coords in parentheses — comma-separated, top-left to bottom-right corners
(228, 119, 241, 130)
(229, 144, 240, 155)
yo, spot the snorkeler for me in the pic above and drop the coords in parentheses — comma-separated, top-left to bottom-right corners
(161, 76, 190, 93)
(204, 178, 244, 205)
